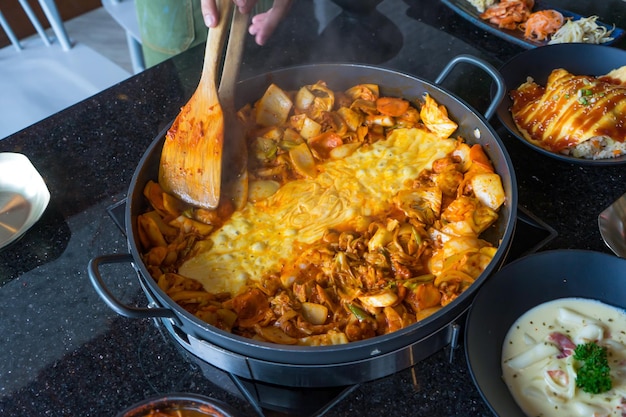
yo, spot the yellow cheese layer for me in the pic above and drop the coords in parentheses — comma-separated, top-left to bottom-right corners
(179, 128, 457, 294)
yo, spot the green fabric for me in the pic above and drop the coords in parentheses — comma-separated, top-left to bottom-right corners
(135, 0, 208, 68)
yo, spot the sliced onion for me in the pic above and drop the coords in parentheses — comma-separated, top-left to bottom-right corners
(248, 180, 281, 202)
(289, 142, 317, 178)
(256, 83, 293, 127)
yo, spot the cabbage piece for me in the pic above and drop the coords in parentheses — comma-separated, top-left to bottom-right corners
(306, 82, 335, 120)
(298, 331, 349, 346)
(138, 213, 168, 248)
(290, 113, 322, 139)
(170, 215, 214, 236)
(329, 142, 361, 160)
(452, 143, 472, 172)
(440, 196, 497, 236)
(280, 128, 304, 149)
(254, 325, 298, 344)
(420, 93, 458, 138)
(359, 290, 398, 308)
(470, 173, 505, 210)
(345, 84, 379, 101)
(367, 225, 393, 252)
(394, 187, 442, 225)
(295, 86, 316, 111)
(252, 137, 278, 161)
(301, 302, 329, 325)
(337, 106, 363, 132)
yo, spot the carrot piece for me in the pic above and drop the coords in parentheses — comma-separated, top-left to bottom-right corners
(480, 0, 533, 30)
(308, 131, 343, 160)
(469, 144, 494, 172)
(376, 97, 410, 117)
(521, 10, 564, 41)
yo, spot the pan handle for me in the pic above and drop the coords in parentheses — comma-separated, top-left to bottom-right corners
(88, 253, 177, 320)
(434, 54, 505, 120)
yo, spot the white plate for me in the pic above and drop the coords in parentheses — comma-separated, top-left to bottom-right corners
(0, 153, 50, 249)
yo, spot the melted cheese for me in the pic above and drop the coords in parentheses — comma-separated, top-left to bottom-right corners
(502, 298, 626, 417)
(179, 128, 456, 294)
(511, 67, 626, 152)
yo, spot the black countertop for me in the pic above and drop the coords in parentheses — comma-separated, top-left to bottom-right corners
(1, 1, 625, 416)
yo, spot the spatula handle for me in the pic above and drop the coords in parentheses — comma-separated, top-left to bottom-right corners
(219, 9, 250, 110)
(202, 0, 235, 86)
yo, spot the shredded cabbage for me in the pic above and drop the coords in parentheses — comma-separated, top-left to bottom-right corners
(466, 0, 497, 13)
(548, 15, 615, 44)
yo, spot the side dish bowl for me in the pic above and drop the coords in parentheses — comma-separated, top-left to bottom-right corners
(496, 43, 626, 166)
(442, 0, 624, 49)
(116, 393, 242, 417)
(465, 249, 626, 416)
(0, 152, 50, 249)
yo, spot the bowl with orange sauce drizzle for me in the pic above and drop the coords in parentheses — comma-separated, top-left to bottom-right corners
(116, 393, 242, 417)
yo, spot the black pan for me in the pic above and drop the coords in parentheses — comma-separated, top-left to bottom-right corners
(465, 249, 626, 416)
(90, 59, 517, 387)
(496, 43, 626, 166)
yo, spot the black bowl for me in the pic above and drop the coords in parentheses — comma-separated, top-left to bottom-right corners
(465, 249, 626, 416)
(116, 393, 242, 417)
(496, 43, 626, 166)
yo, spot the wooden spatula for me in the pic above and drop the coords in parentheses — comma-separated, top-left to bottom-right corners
(158, 0, 235, 209)
(219, 9, 250, 211)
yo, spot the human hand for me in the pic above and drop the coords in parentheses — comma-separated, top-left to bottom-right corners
(201, 0, 293, 46)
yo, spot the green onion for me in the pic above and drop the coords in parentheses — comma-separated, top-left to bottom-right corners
(402, 274, 435, 290)
(411, 226, 422, 246)
(182, 208, 194, 218)
(347, 303, 370, 321)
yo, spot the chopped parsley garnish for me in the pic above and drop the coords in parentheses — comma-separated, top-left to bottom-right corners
(574, 342, 612, 394)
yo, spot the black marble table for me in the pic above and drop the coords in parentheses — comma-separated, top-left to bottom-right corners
(1, 1, 625, 416)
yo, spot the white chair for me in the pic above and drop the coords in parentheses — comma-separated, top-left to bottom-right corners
(101, 0, 145, 73)
(0, 0, 70, 51)
(0, 0, 131, 139)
